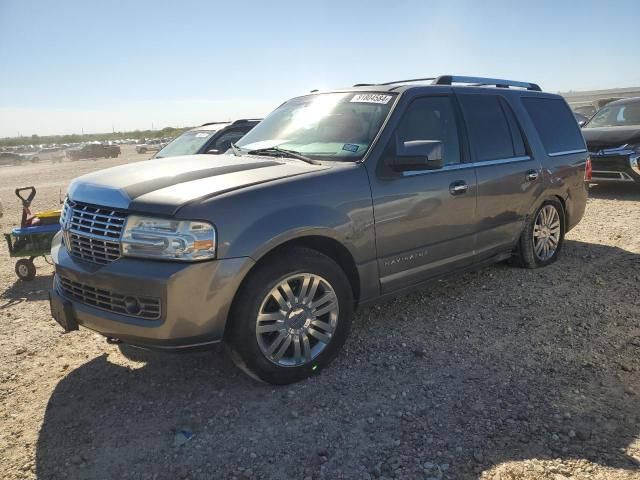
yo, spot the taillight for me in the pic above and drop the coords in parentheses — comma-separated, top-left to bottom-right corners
(584, 156, 592, 182)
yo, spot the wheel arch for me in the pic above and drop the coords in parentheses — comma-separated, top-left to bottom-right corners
(224, 234, 361, 338)
(528, 193, 567, 229)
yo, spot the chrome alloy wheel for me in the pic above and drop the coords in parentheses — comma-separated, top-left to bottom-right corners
(533, 205, 561, 261)
(256, 273, 339, 367)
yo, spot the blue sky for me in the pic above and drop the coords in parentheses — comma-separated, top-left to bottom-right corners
(1, 0, 639, 137)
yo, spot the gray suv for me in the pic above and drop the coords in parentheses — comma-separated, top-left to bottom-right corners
(49, 75, 589, 384)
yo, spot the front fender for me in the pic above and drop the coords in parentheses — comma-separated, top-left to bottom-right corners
(180, 163, 377, 266)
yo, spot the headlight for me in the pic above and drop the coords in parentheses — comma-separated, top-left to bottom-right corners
(121, 215, 216, 261)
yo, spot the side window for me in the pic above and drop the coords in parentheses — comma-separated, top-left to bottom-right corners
(459, 94, 516, 161)
(394, 96, 461, 166)
(521, 97, 585, 154)
(213, 130, 247, 152)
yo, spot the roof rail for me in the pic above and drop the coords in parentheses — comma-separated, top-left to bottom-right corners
(432, 75, 541, 91)
(231, 118, 262, 125)
(200, 121, 229, 127)
(380, 77, 436, 86)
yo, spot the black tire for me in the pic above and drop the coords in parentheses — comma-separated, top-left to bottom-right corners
(15, 259, 36, 281)
(512, 199, 565, 269)
(226, 247, 354, 385)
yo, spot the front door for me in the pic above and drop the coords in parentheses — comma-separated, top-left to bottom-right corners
(367, 95, 477, 294)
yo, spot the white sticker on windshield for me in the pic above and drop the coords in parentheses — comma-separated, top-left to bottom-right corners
(350, 94, 392, 104)
(195, 132, 210, 138)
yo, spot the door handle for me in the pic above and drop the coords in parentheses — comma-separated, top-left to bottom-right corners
(526, 170, 539, 182)
(449, 181, 468, 195)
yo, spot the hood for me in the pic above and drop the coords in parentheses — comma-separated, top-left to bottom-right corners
(67, 154, 329, 216)
(582, 126, 640, 151)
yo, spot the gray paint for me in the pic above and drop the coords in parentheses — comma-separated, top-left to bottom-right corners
(54, 84, 588, 349)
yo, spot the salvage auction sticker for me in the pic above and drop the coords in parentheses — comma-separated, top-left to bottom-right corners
(350, 94, 393, 104)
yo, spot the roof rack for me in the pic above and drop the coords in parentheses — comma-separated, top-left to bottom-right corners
(200, 121, 230, 127)
(199, 119, 261, 127)
(352, 75, 541, 91)
(381, 77, 436, 86)
(231, 118, 262, 124)
(432, 75, 541, 91)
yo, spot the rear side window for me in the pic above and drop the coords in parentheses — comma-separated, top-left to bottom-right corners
(459, 95, 520, 161)
(522, 97, 585, 154)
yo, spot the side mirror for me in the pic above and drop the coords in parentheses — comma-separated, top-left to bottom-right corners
(393, 140, 444, 171)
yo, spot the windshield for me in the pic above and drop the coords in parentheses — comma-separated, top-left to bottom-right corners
(155, 130, 215, 158)
(236, 92, 397, 161)
(585, 102, 640, 128)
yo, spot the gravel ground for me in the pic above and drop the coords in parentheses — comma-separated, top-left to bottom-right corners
(0, 147, 639, 480)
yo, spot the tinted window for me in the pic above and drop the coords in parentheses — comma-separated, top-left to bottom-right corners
(522, 97, 585, 153)
(459, 95, 515, 161)
(394, 96, 461, 165)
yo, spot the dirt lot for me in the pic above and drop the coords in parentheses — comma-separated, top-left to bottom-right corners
(0, 147, 639, 480)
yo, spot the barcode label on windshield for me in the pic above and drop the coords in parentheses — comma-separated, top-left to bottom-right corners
(350, 94, 392, 104)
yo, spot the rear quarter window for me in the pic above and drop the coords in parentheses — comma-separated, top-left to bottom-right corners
(521, 97, 585, 154)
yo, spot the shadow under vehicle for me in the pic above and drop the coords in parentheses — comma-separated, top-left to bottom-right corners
(35, 238, 640, 479)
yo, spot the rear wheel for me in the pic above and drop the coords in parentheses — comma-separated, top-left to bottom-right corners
(226, 247, 354, 384)
(15, 259, 36, 281)
(513, 199, 565, 268)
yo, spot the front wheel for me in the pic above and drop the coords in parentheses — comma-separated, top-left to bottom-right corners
(226, 247, 354, 384)
(513, 199, 565, 268)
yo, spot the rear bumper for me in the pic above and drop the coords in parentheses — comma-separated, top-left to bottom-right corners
(590, 153, 640, 184)
(50, 233, 255, 350)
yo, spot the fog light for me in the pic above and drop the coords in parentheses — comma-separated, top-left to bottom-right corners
(123, 297, 141, 315)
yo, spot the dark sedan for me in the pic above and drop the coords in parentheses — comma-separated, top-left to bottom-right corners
(582, 97, 640, 185)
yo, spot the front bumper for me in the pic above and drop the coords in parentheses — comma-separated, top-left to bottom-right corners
(50, 232, 255, 349)
(590, 153, 640, 184)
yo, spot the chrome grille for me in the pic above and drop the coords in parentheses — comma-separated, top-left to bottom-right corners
(57, 276, 161, 320)
(62, 200, 127, 265)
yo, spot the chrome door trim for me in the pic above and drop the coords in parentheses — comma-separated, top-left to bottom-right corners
(402, 155, 532, 177)
(548, 149, 587, 157)
(473, 155, 531, 167)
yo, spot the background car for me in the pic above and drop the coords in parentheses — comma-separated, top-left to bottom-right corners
(0, 151, 22, 165)
(135, 139, 166, 154)
(582, 96, 640, 185)
(153, 119, 261, 159)
(66, 143, 121, 160)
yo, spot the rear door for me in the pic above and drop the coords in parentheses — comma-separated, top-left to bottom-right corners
(368, 94, 477, 293)
(457, 93, 543, 260)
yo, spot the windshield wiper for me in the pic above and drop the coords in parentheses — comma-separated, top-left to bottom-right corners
(247, 146, 321, 165)
(229, 142, 242, 157)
